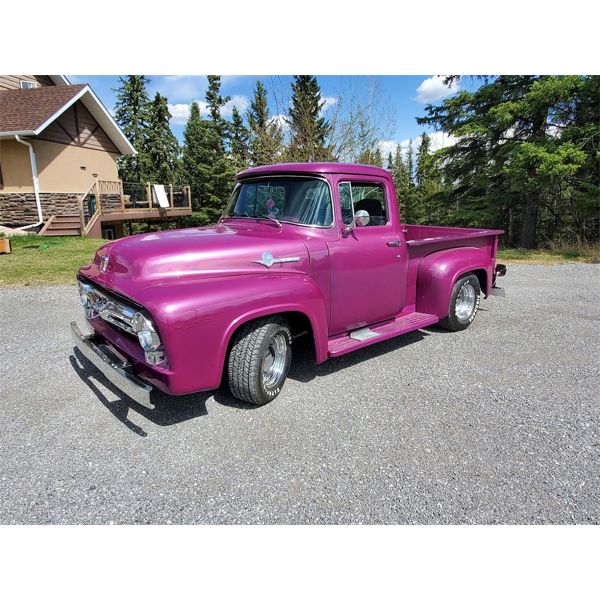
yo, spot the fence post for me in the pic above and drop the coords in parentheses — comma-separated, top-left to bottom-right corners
(119, 179, 125, 211)
(187, 186, 192, 209)
(146, 183, 152, 209)
(169, 184, 174, 209)
(94, 178, 102, 216)
(78, 196, 85, 234)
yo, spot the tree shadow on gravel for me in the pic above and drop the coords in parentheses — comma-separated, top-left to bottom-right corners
(70, 349, 258, 436)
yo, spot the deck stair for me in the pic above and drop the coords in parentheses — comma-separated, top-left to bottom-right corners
(39, 214, 82, 236)
(327, 311, 439, 357)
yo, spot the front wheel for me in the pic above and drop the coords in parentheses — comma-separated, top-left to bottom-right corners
(439, 273, 481, 331)
(227, 316, 292, 405)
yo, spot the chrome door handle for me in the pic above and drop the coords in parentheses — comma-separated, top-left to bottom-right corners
(386, 240, 401, 247)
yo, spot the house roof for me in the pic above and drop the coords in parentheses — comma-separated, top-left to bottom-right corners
(0, 82, 135, 155)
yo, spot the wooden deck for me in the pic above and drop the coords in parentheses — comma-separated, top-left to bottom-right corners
(79, 180, 192, 238)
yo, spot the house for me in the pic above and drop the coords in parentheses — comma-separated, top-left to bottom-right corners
(0, 75, 191, 239)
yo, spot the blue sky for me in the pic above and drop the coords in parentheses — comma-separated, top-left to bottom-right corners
(69, 75, 482, 156)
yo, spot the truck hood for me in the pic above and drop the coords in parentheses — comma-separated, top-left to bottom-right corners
(79, 223, 310, 299)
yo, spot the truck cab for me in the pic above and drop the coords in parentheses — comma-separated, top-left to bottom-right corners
(72, 163, 505, 407)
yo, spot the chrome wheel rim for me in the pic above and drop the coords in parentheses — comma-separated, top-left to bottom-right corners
(262, 332, 288, 389)
(455, 282, 477, 322)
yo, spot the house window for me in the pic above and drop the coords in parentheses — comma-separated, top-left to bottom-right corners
(0, 157, 4, 188)
(20, 80, 39, 89)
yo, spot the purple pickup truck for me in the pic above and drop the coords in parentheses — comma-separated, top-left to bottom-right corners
(71, 163, 506, 407)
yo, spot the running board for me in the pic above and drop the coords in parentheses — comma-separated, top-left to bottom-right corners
(327, 312, 439, 358)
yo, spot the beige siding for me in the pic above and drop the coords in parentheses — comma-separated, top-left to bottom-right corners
(0, 75, 55, 90)
(37, 100, 120, 153)
(0, 138, 119, 193)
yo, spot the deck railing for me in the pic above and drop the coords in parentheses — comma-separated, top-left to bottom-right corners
(100, 180, 192, 213)
(78, 181, 102, 235)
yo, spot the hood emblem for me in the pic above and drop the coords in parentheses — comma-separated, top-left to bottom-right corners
(100, 255, 110, 273)
(253, 251, 300, 269)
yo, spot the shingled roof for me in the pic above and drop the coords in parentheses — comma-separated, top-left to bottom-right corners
(0, 83, 135, 155)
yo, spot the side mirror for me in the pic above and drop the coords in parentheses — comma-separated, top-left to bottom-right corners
(342, 209, 370, 236)
(354, 209, 370, 227)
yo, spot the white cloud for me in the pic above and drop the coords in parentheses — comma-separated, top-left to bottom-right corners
(157, 76, 207, 102)
(378, 131, 458, 161)
(222, 95, 249, 118)
(168, 95, 249, 126)
(415, 76, 460, 103)
(168, 103, 192, 125)
(427, 131, 458, 152)
(321, 96, 338, 114)
(378, 140, 399, 162)
(269, 114, 290, 131)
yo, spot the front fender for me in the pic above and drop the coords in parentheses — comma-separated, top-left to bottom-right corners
(134, 273, 328, 395)
(415, 247, 494, 318)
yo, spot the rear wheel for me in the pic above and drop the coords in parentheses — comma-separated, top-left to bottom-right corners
(227, 316, 292, 405)
(439, 273, 481, 331)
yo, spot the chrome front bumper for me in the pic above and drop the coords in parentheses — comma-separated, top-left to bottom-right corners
(70, 321, 154, 409)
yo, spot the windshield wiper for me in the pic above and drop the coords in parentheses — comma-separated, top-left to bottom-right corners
(223, 212, 282, 228)
(255, 213, 282, 228)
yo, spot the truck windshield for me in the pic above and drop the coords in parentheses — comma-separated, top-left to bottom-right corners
(223, 177, 333, 227)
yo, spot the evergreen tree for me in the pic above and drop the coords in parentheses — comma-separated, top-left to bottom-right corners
(199, 76, 236, 220)
(230, 105, 249, 171)
(145, 92, 180, 184)
(406, 139, 414, 187)
(371, 147, 383, 167)
(182, 102, 216, 220)
(357, 146, 383, 167)
(113, 75, 151, 182)
(247, 80, 283, 166)
(391, 144, 411, 221)
(417, 76, 598, 248)
(206, 76, 235, 199)
(286, 75, 333, 162)
(182, 77, 237, 223)
(206, 75, 230, 142)
(414, 132, 445, 222)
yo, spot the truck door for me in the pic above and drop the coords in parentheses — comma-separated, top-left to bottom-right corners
(327, 176, 408, 335)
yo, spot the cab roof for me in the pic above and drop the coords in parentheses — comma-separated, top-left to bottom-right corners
(236, 162, 391, 179)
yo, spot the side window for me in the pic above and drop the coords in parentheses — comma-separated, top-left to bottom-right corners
(338, 181, 388, 226)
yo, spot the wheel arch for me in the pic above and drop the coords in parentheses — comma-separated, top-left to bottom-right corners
(415, 247, 494, 318)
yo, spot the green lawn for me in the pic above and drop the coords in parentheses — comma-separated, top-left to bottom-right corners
(0, 235, 105, 286)
(498, 246, 599, 264)
(0, 234, 596, 287)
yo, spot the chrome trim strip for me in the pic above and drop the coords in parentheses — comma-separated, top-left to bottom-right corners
(71, 321, 154, 409)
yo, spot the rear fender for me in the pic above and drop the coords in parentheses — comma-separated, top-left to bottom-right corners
(415, 247, 494, 318)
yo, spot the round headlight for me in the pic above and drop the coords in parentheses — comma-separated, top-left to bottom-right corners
(131, 312, 152, 333)
(137, 329, 161, 351)
(131, 312, 161, 351)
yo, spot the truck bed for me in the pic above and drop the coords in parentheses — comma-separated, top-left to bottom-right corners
(404, 224, 504, 247)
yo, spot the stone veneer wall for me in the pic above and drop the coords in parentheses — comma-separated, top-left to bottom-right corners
(0, 192, 83, 226)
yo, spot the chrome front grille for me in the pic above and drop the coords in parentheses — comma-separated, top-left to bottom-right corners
(79, 281, 138, 335)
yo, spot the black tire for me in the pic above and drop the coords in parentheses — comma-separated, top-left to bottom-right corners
(439, 273, 481, 332)
(227, 316, 292, 405)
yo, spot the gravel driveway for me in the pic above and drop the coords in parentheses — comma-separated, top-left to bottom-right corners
(0, 263, 598, 524)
